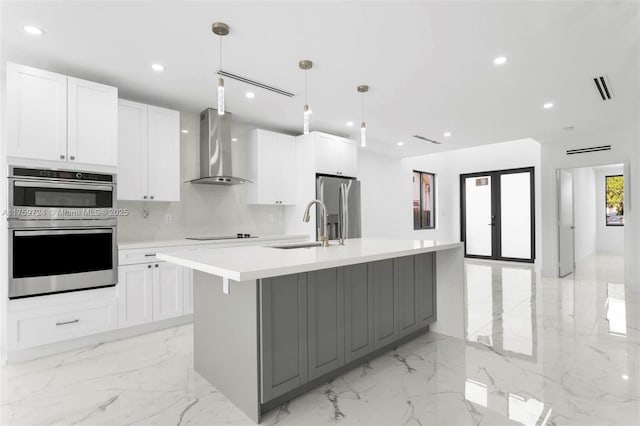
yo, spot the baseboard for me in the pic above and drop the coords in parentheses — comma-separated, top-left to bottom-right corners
(6, 315, 193, 363)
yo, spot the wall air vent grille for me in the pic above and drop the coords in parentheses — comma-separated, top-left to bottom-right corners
(593, 75, 613, 101)
(412, 135, 442, 144)
(566, 145, 611, 155)
(217, 69, 295, 97)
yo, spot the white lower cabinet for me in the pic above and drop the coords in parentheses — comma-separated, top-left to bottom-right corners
(118, 261, 186, 328)
(183, 268, 194, 315)
(118, 264, 154, 328)
(8, 291, 118, 350)
(152, 262, 184, 321)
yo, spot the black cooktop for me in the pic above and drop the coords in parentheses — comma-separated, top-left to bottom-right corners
(186, 234, 258, 241)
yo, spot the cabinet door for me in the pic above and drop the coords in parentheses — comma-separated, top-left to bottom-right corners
(277, 135, 297, 205)
(147, 106, 180, 202)
(308, 268, 344, 379)
(314, 133, 339, 175)
(67, 77, 118, 166)
(117, 100, 148, 200)
(118, 264, 153, 328)
(6, 63, 67, 162)
(372, 259, 397, 349)
(260, 274, 308, 402)
(152, 262, 184, 321)
(337, 139, 358, 177)
(256, 131, 279, 204)
(183, 267, 194, 315)
(344, 263, 374, 362)
(395, 256, 419, 337)
(416, 253, 437, 326)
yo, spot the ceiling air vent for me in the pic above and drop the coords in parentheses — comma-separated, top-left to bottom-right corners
(217, 69, 295, 97)
(593, 75, 613, 101)
(412, 134, 442, 144)
(566, 145, 611, 155)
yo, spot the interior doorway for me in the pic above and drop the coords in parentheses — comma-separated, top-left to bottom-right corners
(557, 164, 625, 277)
(460, 167, 535, 263)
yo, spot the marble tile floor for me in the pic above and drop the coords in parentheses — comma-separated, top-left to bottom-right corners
(1, 255, 638, 425)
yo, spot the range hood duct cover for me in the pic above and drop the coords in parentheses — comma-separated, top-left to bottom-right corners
(190, 109, 251, 185)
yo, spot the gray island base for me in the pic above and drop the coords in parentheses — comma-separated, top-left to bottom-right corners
(158, 239, 464, 423)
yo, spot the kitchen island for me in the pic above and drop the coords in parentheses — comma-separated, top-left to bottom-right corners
(158, 238, 464, 423)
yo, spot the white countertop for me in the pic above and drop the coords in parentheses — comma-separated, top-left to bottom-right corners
(157, 238, 463, 281)
(118, 234, 308, 250)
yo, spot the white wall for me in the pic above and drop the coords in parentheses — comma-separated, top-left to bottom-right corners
(358, 138, 542, 263)
(572, 167, 597, 261)
(595, 165, 624, 255)
(539, 125, 638, 288)
(117, 112, 288, 242)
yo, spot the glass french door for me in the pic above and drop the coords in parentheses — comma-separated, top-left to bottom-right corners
(460, 167, 535, 263)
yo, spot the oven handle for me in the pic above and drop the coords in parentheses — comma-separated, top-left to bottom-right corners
(14, 228, 114, 237)
(13, 181, 113, 192)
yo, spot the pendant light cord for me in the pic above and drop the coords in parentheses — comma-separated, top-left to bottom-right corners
(219, 37, 223, 71)
(304, 69, 308, 106)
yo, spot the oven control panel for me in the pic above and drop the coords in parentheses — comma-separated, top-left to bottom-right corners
(11, 167, 114, 182)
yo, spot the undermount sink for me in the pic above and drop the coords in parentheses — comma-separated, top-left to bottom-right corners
(269, 241, 323, 249)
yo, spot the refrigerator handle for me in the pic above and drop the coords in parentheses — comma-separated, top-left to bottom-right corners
(339, 182, 348, 244)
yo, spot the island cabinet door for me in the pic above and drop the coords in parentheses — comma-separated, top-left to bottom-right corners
(260, 274, 308, 403)
(395, 256, 420, 337)
(416, 253, 437, 326)
(307, 268, 345, 379)
(372, 259, 398, 349)
(344, 263, 374, 363)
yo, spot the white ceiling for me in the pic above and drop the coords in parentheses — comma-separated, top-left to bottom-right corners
(2, 1, 638, 158)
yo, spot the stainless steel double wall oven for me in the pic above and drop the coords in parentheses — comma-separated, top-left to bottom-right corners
(7, 166, 118, 299)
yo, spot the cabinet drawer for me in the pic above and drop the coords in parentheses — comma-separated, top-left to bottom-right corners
(120, 251, 160, 265)
(9, 299, 117, 349)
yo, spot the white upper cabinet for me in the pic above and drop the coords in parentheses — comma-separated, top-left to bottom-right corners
(147, 106, 181, 202)
(118, 100, 148, 200)
(6, 63, 68, 162)
(117, 100, 180, 202)
(6, 63, 118, 168)
(67, 77, 118, 166)
(314, 132, 358, 177)
(247, 129, 297, 205)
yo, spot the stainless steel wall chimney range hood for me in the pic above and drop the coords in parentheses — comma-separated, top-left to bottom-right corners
(190, 109, 251, 185)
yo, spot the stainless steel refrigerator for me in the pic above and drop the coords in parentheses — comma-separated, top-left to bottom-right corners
(316, 175, 361, 241)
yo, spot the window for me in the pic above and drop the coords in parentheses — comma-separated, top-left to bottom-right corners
(605, 175, 624, 226)
(413, 171, 435, 229)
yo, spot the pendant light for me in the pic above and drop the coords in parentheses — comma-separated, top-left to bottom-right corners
(358, 85, 369, 147)
(212, 22, 229, 115)
(299, 60, 313, 134)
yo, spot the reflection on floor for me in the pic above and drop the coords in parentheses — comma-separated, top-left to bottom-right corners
(2, 255, 638, 425)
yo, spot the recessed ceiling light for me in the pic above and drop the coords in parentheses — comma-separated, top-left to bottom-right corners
(181, 129, 189, 134)
(151, 64, 165, 72)
(397, 141, 404, 146)
(245, 92, 255, 99)
(493, 56, 508, 65)
(543, 102, 554, 109)
(622, 374, 629, 380)
(231, 138, 238, 142)
(346, 121, 354, 127)
(23, 25, 43, 35)
(444, 132, 452, 137)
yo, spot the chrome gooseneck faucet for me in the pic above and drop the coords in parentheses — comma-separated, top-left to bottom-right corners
(303, 199, 329, 247)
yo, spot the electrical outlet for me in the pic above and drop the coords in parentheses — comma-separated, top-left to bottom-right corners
(165, 214, 173, 225)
